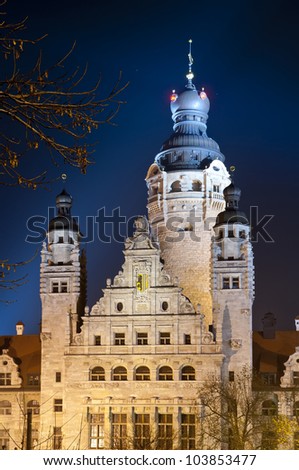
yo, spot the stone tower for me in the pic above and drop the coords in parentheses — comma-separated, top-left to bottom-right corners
(146, 44, 230, 325)
(212, 182, 255, 375)
(39, 189, 81, 443)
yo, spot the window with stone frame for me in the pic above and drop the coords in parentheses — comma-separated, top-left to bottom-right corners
(134, 414, 150, 449)
(27, 400, 40, 415)
(184, 334, 191, 345)
(112, 414, 127, 449)
(136, 332, 148, 345)
(0, 372, 11, 385)
(114, 333, 125, 346)
(55, 372, 61, 383)
(94, 335, 101, 346)
(222, 276, 240, 290)
(261, 400, 277, 416)
(112, 366, 127, 381)
(181, 366, 195, 381)
(232, 277, 240, 289)
(90, 366, 105, 381)
(181, 414, 196, 449)
(0, 429, 10, 450)
(51, 280, 68, 293)
(158, 414, 173, 449)
(293, 401, 299, 418)
(53, 427, 62, 450)
(89, 414, 104, 449)
(159, 332, 170, 345)
(158, 366, 173, 381)
(293, 371, 299, 386)
(54, 398, 63, 412)
(135, 366, 150, 381)
(0, 400, 11, 415)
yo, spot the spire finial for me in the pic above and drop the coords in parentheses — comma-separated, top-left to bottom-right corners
(186, 39, 194, 88)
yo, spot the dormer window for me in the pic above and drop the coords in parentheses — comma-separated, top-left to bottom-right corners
(0, 373, 11, 386)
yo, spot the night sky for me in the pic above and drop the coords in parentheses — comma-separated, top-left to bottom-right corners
(1, 0, 298, 334)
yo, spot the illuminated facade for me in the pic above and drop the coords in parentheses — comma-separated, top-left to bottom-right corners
(1, 48, 298, 450)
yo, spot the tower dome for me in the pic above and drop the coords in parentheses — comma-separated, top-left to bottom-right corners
(214, 181, 248, 227)
(155, 41, 224, 171)
(49, 189, 79, 233)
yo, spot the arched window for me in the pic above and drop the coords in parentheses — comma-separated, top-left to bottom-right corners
(0, 400, 12, 415)
(90, 367, 105, 381)
(192, 180, 202, 191)
(158, 366, 173, 381)
(262, 400, 277, 416)
(170, 181, 181, 192)
(135, 366, 150, 381)
(181, 366, 195, 381)
(112, 366, 127, 381)
(27, 400, 40, 415)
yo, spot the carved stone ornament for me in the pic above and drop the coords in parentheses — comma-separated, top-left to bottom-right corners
(230, 338, 242, 350)
(40, 332, 52, 341)
(202, 332, 214, 344)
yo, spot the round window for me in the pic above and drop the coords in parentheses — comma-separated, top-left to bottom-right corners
(162, 301, 168, 311)
(3, 361, 8, 366)
(116, 302, 123, 312)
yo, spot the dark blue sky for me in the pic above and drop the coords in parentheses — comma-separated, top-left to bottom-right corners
(1, 0, 298, 334)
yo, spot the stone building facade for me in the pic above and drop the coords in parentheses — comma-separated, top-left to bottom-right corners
(1, 54, 298, 450)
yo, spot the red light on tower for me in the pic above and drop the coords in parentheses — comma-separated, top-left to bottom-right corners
(170, 90, 178, 102)
(200, 87, 207, 100)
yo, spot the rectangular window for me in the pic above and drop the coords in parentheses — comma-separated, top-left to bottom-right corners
(0, 373, 11, 386)
(261, 373, 276, 385)
(95, 335, 101, 346)
(0, 429, 10, 450)
(213, 185, 220, 193)
(228, 230, 234, 237)
(27, 374, 40, 386)
(54, 399, 63, 412)
(89, 414, 104, 449)
(232, 277, 240, 289)
(181, 414, 196, 450)
(55, 372, 61, 383)
(134, 414, 150, 449)
(184, 334, 191, 345)
(114, 333, 125, 346)
(53, 427, 62, 450)
(61, 282, 68, 293)
(137, 332, 148, 345)
(51, 281, 68, 293)
(52, 282, 59, 293)
(293, 372, 299, 386)
(222, 277, 230, 289)
(112, 414, 127, 449)
(229, 371, 235, 382)
(160, 332, 171, 345)
(158, 414, 173, 449)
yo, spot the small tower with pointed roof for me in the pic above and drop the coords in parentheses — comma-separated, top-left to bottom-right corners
(39, 189, 81, 443)
(212, 181, 254, 376)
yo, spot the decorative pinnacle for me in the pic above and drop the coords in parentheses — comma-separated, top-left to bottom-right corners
(186, 39, 194, 88)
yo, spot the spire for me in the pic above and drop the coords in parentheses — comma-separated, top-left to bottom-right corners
(186, 39, 195, 89)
